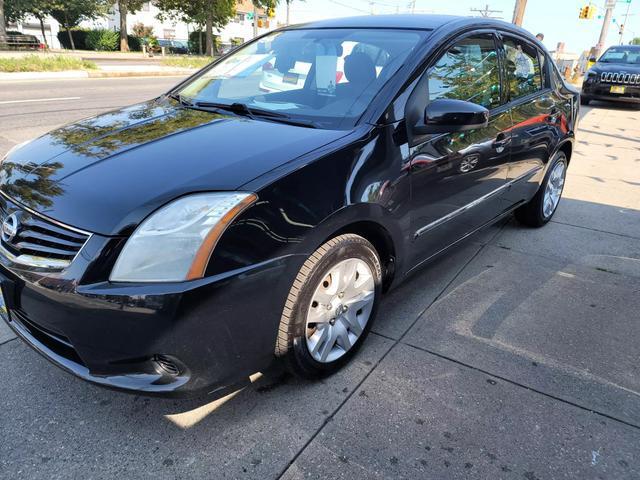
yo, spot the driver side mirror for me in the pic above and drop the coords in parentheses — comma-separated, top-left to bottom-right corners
(589, 56, 597, 63)
(413, 99, 489, 135)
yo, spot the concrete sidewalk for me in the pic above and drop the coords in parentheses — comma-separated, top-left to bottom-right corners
(0, 92, 639, 479)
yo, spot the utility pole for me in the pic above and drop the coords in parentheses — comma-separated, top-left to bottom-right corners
(286, 0, 291, 26)
(595, 0, 616, 56)
(619, 0, 632, 44)
(470, 4, 503, 19)
(0, 0, 6, 36)
(512, 0, 527, 26)
(410, 0, 417, 14)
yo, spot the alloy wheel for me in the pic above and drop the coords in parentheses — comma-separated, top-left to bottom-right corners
(543, 160, 566, 219)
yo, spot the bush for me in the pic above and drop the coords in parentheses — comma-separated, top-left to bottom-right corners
(188, 30, 205, 55)
(0, 55, 97, 72)
(57, 29, 89, 50)
(187, 31, 219, 55)
(86, 29, 119, 51)
(127, 34, 142, 52)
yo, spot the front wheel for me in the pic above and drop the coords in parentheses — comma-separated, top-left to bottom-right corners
(515, 152, 568, 227)
(276, 234, 382, 378)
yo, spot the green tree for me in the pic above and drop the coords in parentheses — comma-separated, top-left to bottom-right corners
(155, 0, 235, 56)
(49, 0, 108, 50)
(5, 0, 56, 47)
(111, 0, 145, 52)
(632, 37, 640, 45)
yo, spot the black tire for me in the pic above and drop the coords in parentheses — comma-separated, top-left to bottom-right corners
(275, 234, 382, 379)
(515, 152, 568, 228)
(580, 96, 590, 106)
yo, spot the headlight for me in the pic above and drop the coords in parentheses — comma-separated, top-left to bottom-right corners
(110, 192, 257, 282)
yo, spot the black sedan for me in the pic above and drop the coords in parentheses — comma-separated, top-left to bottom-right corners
(0, 15, 578, 397)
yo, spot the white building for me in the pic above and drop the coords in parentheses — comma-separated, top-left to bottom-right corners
(8, 0, 277, 51)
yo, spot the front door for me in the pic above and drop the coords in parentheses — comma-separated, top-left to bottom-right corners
(409, 33, 512, 267)
(500, 35, 557, 205)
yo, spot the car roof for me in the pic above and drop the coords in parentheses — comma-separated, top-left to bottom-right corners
(286, 14, 513, 31)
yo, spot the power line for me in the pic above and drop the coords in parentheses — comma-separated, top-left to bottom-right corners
(327, 0, 371, 14)
(470, 3, 504, 19)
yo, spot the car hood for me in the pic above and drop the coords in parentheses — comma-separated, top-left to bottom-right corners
(0, 98, 347, 236)
(591, 62, 640, 74)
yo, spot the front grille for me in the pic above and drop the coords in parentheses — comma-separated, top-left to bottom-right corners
(600, 72, 640, 85)
(0, 195, 90, 269)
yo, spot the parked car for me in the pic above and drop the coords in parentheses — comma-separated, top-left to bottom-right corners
(0, 15, 578, 397)
(0, 32, 42, 51)
(157, 39, 189, 55)
(581, 45, 640, 106)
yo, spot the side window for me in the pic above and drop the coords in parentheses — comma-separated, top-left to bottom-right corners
(428, 34, 501, 110)
(503, 37, 543, 99)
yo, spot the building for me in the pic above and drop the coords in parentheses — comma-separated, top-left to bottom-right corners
(7, 0, 276, 51)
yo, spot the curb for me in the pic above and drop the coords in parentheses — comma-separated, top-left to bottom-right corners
(87, 70, 193, 78)
(0, 69, 194, 81)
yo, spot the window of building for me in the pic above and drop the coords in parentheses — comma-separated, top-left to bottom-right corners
(428, 34, 501, 110)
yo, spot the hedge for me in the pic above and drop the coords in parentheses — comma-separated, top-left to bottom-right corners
(57, 29, 142, 52)
(86, 29, 119, 51)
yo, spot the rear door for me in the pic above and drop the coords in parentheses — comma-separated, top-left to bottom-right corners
(498, 34, 559, 204)
(409, 32, 512, 265)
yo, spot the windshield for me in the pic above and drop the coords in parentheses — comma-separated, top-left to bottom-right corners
(599, 47, 640, 64)
(176, 28, 426, 129)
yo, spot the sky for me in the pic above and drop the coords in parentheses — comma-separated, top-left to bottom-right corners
(274, 0, 640, 53)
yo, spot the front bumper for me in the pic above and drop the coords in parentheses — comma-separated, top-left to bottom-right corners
(1, 247, 304, 397)
(582, 80, 640, 104)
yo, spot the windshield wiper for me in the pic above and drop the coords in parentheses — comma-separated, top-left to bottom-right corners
(194, 101, 318, 128)
(167, 92, 193, 107)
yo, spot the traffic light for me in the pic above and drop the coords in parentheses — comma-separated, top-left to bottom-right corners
(268, 6, 276, 17)
(619, 24, 625, 35)
(579, 5, 596, 19)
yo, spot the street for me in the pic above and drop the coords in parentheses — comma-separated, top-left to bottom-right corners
(0, 77, 639, 479)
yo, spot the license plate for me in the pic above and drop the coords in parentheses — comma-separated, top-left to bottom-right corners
(610, 86, 626, 94)
(0, 286, 8, 322)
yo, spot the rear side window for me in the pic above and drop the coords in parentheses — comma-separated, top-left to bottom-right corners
(503, 37, 543, 99)
(428, 34, 501, 110)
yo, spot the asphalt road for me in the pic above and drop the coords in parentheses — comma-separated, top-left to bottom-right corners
(0, 78, 639, 479)
(0, 76, 182, 154)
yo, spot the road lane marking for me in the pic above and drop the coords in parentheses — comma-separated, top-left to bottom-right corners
(0, 96, 81, 105)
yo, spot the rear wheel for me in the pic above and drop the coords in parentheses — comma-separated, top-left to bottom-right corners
(515, 152, 567, 227)
(276, 234, 382, 378)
